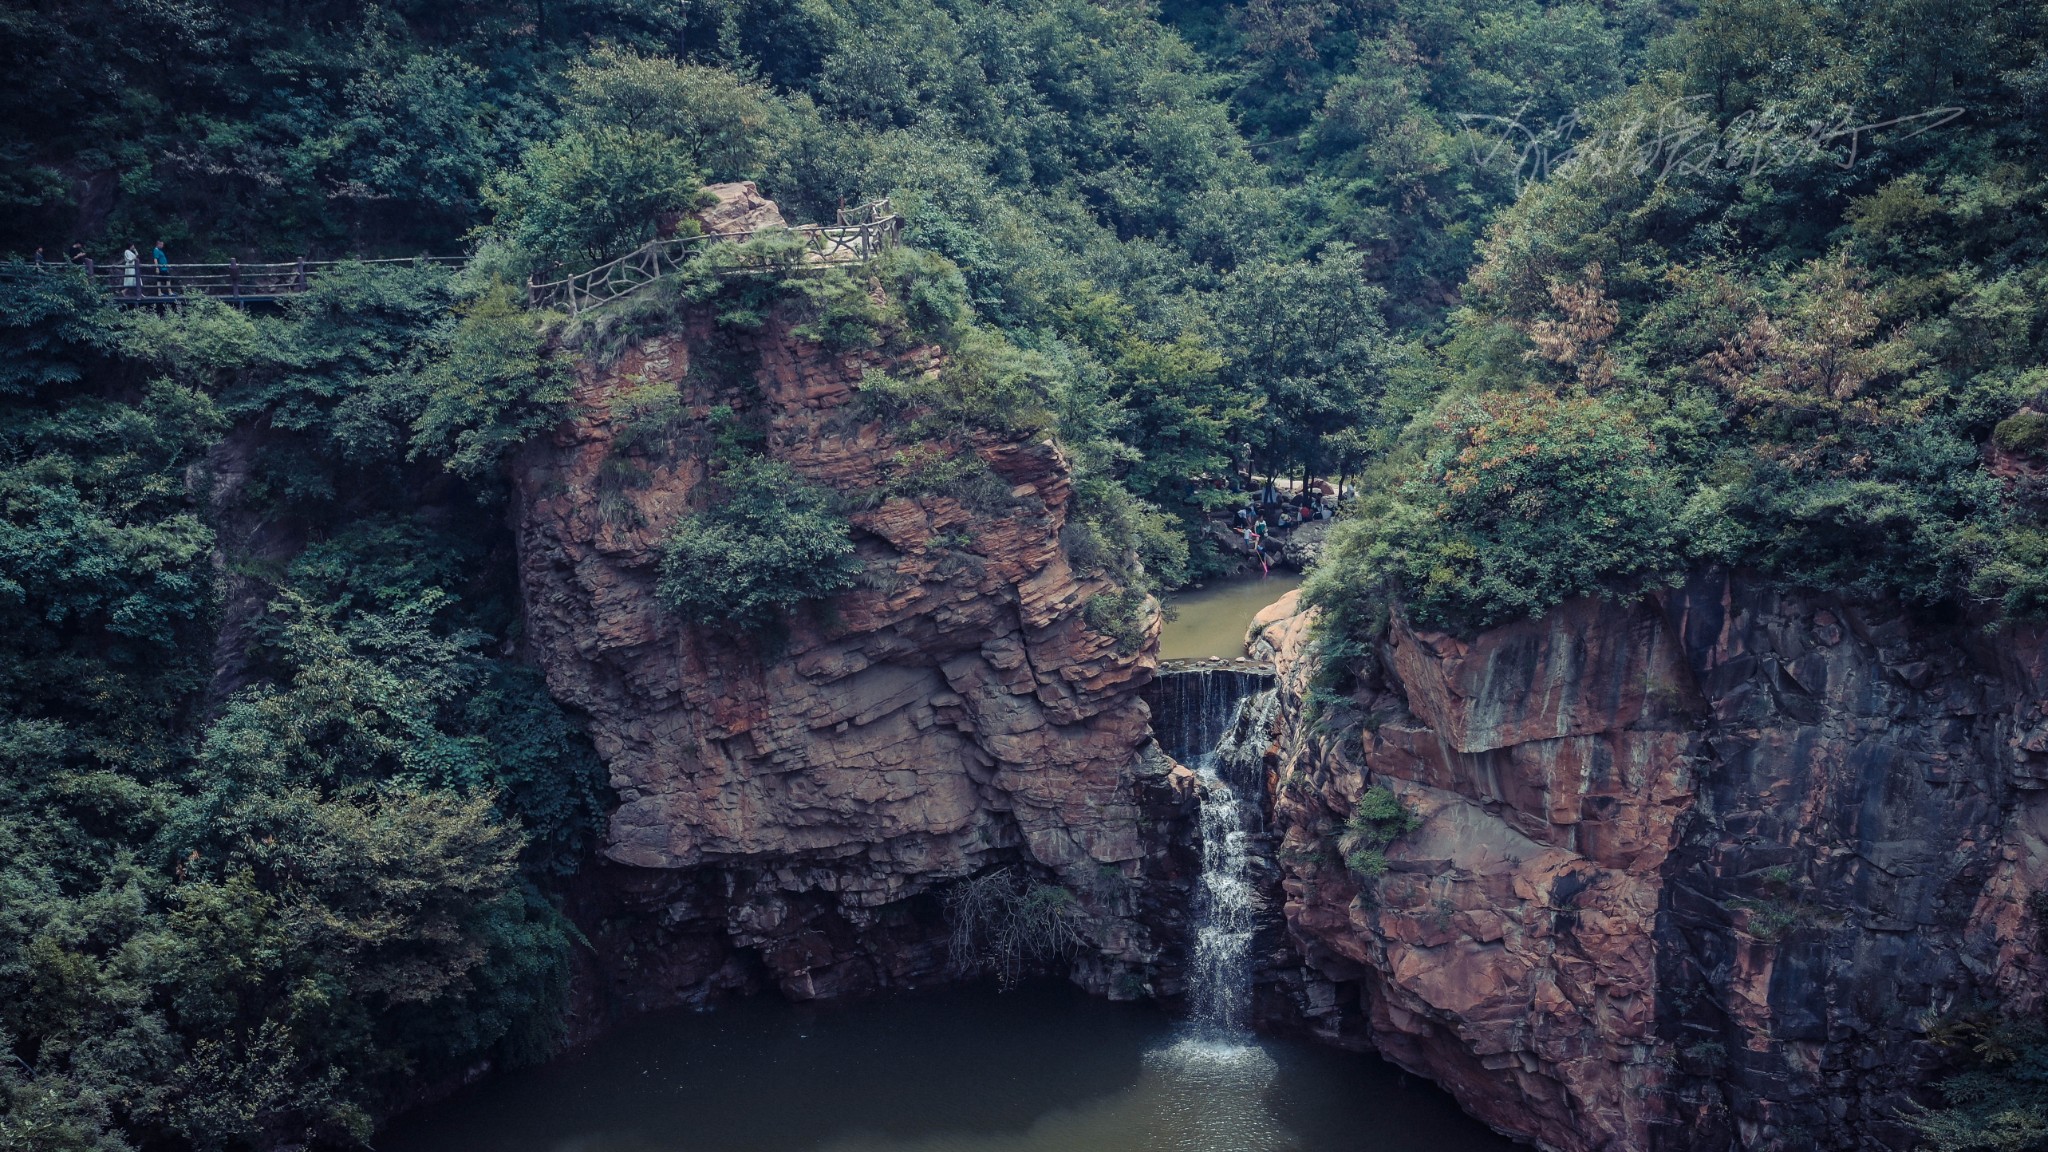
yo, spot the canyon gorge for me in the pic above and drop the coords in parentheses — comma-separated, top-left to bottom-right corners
(16, 4, 2042, 1150)
(505, 250, 2048, 1151)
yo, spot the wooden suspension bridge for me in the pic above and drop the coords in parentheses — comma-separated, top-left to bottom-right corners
(26, 255, 471, 304)
(3, 200, 901, 316)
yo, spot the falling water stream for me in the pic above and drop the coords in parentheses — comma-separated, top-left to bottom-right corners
(1186, 687, 1278, 1035)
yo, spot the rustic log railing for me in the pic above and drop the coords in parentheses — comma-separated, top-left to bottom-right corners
(836, 197, 898, 227)
(527, 200, 902, 317)
(2, 199, 901, 315)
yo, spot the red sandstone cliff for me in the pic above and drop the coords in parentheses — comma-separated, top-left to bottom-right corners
(1257, 575, 2048, 1151)
(513, 294, 1193, 1014)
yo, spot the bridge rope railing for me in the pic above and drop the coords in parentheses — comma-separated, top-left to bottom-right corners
(526, 199, 902, 317)
(0, 255, 467, 302)
(1, 199, 902, 314)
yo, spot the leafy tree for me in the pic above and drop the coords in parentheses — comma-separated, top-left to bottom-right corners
(487, 49, 795, 267)
(1112, 334, 1243, 509)
(1214, 245, 1396, 485)
(487, 128, 705, 266)
(326, 49, 495, 229)
(1305, 0, 2048, 646)
(411, 280, 574, 479)
(0, 253, 599, 1151)
(556, 48, 786, 183)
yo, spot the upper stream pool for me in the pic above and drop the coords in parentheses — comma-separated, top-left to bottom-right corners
(1159, 574, 1302, 661)
(378, 983, 1514, 1152)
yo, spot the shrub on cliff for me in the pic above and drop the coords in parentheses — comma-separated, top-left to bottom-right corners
(411, 279, 574, 480)
(857, 329, 1059, 441)
(1306, 389, 1688, 635)
(656, 457, 863, 631)
(1915, 1016, 2048, 1152)
(1339, 785, 1421, 879)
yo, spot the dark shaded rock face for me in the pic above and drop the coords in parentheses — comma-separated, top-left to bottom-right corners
(1650, 573, 2048, 1151)
(1261, 573, 2048, 1151)
(514, 309, 1200, 1032)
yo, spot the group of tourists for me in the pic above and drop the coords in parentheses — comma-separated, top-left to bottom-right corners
(1227, 476, 1345, 577)
(30, 239, 175, 295)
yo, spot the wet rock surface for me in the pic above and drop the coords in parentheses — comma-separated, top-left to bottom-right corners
(515, 307, 1197, 1027)
(1261, 573, 2048, 1151)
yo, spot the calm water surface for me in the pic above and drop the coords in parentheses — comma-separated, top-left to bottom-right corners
(378, 983, 1512, 1152)
(1160, 574, 1302, 661)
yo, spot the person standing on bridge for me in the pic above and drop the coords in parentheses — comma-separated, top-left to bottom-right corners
(151, 240, 171, 297)
(121, 243, 139, 296)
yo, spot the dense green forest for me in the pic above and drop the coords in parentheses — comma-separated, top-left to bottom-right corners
(5, 0, 2048, 1148)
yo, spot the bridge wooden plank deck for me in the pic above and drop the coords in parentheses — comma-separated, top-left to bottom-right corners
(0, 255, 469, 304)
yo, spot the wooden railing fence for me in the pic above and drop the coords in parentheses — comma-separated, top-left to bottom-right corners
(526, 200, 901, 316)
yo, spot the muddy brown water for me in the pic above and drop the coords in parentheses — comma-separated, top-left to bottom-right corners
(1159, 574, 1302, 661)
(377, 982, 1514, 1152)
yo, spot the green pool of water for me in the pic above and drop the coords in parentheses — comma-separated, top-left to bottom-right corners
(1160, 574, 1301, 661)
(378, 983, 1513, 1152)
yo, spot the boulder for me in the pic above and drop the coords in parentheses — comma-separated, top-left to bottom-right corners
(695, 180, 787, 235)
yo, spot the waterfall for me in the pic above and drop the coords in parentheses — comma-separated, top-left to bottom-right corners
(1188, 687, 1278, 1035)
(1211, 688, 1278, 788)
(1144, 664, 1279, 1036)
(1149, 665, 1274, 768)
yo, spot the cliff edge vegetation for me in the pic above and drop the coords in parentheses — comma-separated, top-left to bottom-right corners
(1307, 2, 2048, 637)
(1292, 4, 2048, 1147)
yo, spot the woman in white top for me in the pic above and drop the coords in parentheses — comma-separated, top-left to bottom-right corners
(121, 245, 139, 296)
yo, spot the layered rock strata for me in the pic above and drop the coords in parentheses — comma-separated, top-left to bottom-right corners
(1259, 573, 2048, 1151)
(514, 296, 1195, 1018)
